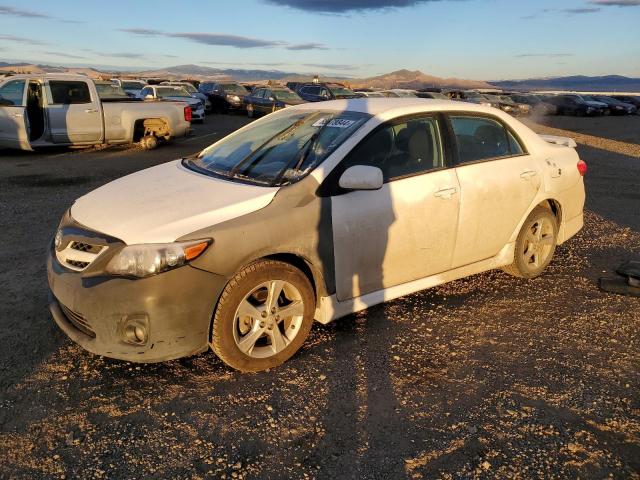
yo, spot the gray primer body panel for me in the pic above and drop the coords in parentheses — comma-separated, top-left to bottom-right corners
(182, 173, 335, 300)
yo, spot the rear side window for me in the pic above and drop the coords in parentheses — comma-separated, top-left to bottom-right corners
(49, 81, 92, 104)
(0, 80, 25, 106)
(450, 116, 524, 164)
(342, 116, 444, 181)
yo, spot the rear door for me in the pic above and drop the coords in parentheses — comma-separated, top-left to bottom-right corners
(0, 78, 32, 150)
(45, 79, 103, 144)
(447, 114, 541, 267)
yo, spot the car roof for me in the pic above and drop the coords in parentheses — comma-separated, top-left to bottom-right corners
(289, 98, 497, 116)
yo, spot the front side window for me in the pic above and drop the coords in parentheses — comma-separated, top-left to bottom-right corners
(185, 110, 371, 186)
(450, 116, 524, 164)
(0, 80, 26, 106)
(122, 81, 145, 90)
(341, 116, 444, 181)
(48, 81, 92, 104)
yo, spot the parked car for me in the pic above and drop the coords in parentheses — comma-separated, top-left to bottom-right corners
(564, 94, 610, 115)
(198, 82, 248, 113)
(160, 81, 212, 112)
(509, 94, 557, 116)
(110, 79, 147, 98)
(140, 85, 205, 123)
(379, 89, 417, 98)
(48, 98, 585, 371)
(589, 95, 637, 115)
(354, 89, 386, 98)
(0, 74, 191, 151)
(545, 95, 603, 116)
(445, 89, 492, 106)
(296, 82, 358, 102)
(611, 95, 640, 110)
(481, 94, 530, 116)
(243, 86, 305, 118)
(415, 91, 449, 100)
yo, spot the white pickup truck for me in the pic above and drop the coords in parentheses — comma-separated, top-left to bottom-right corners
(0, 74, 192, 151)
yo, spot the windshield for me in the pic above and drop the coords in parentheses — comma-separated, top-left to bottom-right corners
(186, 110, 371, 186)
(156, 87, 191, 98)
(273, 89, 300, 101)
(482, 94, 500, 101)
(498, 95, 516, 105)
(428, 92, 448, 99)
(122, 81, 145, 90)
(96, 83, 129, 98)
(464, 91, 482, 99)
(222, 83, 248, 94)
(175, 83, 196, 93)
(328, 86, 356, 98)
(393, 90, 416, 97)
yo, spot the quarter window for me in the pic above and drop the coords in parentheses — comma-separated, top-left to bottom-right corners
(48, 81, 92, 104)
(450, 116, 524, 163)
(0, 80, 26, 106)
(342, 116, 444, 181)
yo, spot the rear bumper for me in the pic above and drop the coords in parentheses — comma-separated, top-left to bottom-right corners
(47, 249, 227, 362)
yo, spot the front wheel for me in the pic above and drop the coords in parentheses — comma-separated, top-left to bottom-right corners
(503, 206, 558, 279)
(211, 260, 315, 372)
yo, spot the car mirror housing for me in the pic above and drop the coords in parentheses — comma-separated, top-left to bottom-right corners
(338, 165, 384, 191)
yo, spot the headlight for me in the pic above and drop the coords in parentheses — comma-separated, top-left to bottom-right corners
(229, 95, 240, 102)
(105, 239, 211, 278)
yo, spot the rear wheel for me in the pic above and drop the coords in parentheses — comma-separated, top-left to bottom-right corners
(211, 260, 315, 372)
(503, 206, 558, 279)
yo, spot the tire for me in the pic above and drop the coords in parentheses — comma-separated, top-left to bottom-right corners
(246, 104, 254, 118)
(211, 260, 315, 372)
(140, 135, 157, 150)
(503, 206, 558, 279)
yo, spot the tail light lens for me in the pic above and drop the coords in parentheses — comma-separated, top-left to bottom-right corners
(184, 106, 192, 122)
(577, 159, 587, 176)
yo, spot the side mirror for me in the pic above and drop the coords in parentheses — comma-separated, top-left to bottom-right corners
(268, 96, 275, 101)
(338, 165, 384, 191)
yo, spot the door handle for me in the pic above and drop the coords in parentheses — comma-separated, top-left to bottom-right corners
(434, 187, 458, 199)
(520, 170, 537, 179)
(84, 108, 98, 113)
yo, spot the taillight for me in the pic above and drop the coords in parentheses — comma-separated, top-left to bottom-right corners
(184, 106, 192, 122)
(577, 159, 587, 176)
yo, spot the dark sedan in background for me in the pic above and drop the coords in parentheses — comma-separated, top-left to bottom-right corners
(544, 95, 603, 116)
(589, 96, 638, 115)
(198, 82, 248, 113)
(295, 82, 358, 102)
(612, 95, 640, 110)
(243, 86, 306, 117)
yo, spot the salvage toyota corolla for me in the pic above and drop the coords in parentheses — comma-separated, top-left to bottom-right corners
(48, 98, 586, 371)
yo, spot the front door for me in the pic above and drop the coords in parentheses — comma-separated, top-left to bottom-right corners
(0, 79, 32, 150)
(45, 79, 102, 144)
(330, 115, 460, 301)
(447, 114, 542, 267)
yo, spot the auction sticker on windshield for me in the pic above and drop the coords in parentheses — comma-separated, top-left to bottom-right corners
(312, 118, 357, 128)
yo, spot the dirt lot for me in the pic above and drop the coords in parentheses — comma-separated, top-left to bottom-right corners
(0, 114, 638, 479)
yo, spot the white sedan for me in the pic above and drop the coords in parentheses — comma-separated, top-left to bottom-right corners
(47, 99, 586, 372)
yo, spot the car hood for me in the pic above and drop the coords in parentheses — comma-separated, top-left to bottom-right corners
(71, 160, 279, 244)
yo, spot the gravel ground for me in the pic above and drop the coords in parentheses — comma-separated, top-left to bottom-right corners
(0, 114, 638, 479)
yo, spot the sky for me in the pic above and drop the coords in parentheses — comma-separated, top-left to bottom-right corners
(1, 0, 639, 80)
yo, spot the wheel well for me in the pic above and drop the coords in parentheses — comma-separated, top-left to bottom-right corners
(539, 199, 562, 225)
(133, 118, 170, 142)
(263, 253, 321, 302)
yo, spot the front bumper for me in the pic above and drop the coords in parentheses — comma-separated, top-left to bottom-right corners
(47, 247, 227, 363)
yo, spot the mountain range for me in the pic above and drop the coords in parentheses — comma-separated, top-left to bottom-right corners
(1, 62, 639, 92)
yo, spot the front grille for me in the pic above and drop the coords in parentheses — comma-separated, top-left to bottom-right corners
(60, 303, 96, 338)
(66, 259, 90, 269)
(70, 242, 103, 254)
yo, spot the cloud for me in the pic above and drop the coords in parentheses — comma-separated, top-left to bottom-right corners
(515, 53, 575, 58)
(302, 63, 363, 70)
(286, 42, 330, 50)
(42, 51, 86, 59)
(121, 28, 328, 50)
(0, 4, 50, 18)
(590, 0, 640, 5)
(563, 7, 600, 13)
(0, 34, 45, 45)
(264, 0, 449, 13)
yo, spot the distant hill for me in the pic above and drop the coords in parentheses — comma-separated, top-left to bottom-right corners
(138, 64, 304, 81)
(351, 69, 493, 90)
(492, 75, 640, 92)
